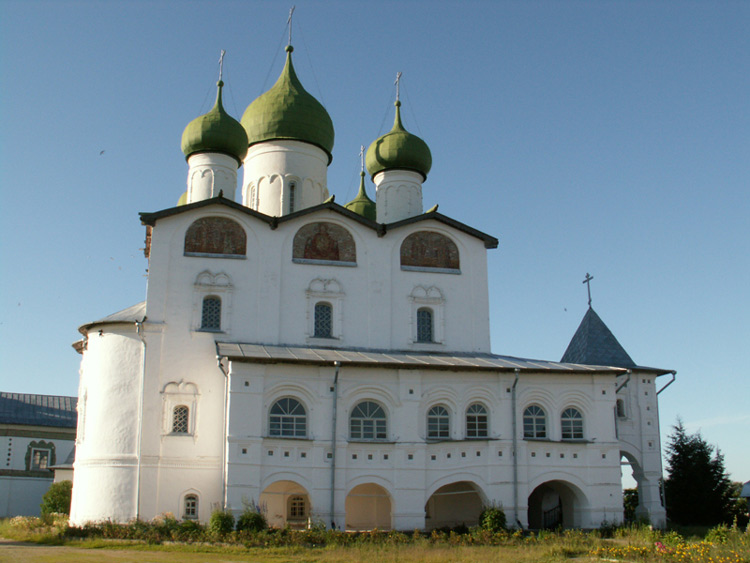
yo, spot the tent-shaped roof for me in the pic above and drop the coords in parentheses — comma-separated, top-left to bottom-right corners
(561, 307, 636, 368)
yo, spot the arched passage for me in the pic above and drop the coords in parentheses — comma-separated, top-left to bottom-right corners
(424, 481, 484, 530)
(621, 450, 664, 526)
(259, 480, 311, 529)
(345, 483, 392, 531)
(527, 480, 588, 529)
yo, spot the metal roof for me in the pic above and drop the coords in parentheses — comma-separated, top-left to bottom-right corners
(216, 342, 623, 374)
(0, 393, 77, 428)
(78, 301, 146, 334)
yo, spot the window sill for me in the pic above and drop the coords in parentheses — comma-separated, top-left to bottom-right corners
(265, 436, 313, 441)
(185, 252, 246, 260)
(347, 439, 396, 444)
(523, 437, 591, 444)
(195, 328, 225, 334)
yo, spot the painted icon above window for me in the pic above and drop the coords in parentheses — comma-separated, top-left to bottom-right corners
(293, 222, 356, 264)
(184, 217, 246, 257)
(401, 231, 459, 272)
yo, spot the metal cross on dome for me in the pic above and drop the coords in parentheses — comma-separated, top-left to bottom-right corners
(287, 6, 295, 46)
(360, 145, 365, 173)
(395, 71, 402, 102)
(218, 49, 225, 82)
(583, 273, 594, 307)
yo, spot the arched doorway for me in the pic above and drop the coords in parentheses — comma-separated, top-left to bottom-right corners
(259, 480, 311, 529)
(528, 480, 586, 529)
(424, 481, 484, 530)
(345, 483, 392, 531)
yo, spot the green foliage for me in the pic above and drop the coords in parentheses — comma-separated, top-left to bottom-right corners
(208, 509, 235, 536)
(664, 420, 733, 526)
(40, 480, 73, 516)
(478, 505, 506, 532)
(623, 487, 639, 522)
(235, 507, 267, 532)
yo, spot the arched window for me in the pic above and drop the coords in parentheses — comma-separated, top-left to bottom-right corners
(288, 495, 307, 520)
(616, 399, 626, 418)
(183, 494, 198, 519)
(350, 401, 387, 440)
(269, 398, 307, 438)
(561, 407, 584, 440)
(314, 302, 333, 338)
(201, 296, 221, 330)
(172, 405, 189, 434)
(523, 405, 547, 439)
(427, 405, 450, 439)
(416, 307, 434, 343)
(289, 182, 296, 213)
(466, 403, 488, 438)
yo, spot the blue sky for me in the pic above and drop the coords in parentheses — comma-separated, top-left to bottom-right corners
(1, 1, 748, 487)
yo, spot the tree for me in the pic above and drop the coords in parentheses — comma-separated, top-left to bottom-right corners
(664, 420, 733, 526)
(40, 480, 73, 516)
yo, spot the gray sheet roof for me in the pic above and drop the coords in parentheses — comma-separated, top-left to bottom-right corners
(216, 342, 624, 374)
(561, 307, 636, 368)
(78, 301, 146, 334)
(0, 393, 77, 428)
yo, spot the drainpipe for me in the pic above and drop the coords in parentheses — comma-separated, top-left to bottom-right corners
(656, 371, 676, 395)
(329, 361, 341, 529)
(511, 368, 520, 528)
(134, 317, 147, 520)
(215, 343, 229, 510)
(615, 370, 632, 393)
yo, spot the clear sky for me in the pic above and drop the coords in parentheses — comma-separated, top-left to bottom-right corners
(1, 1, 748, 488)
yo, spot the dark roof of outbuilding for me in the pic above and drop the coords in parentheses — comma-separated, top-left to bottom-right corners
(0, 393, 77, 428)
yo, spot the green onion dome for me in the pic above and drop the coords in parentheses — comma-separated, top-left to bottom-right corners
(177, 191, 188, 206)
(344, 172, 377, 221)
(241, 46, 334, 163)
(181, 80, 249, 166)
(366, 101, 431, 181)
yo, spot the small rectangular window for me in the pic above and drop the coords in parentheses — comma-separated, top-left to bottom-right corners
(31, 449, 50, 470)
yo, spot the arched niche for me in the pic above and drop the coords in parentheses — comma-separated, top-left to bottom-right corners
(292, 222, 356, 265)
(400, 231, 460, 272)
(184, 217, 246, 257)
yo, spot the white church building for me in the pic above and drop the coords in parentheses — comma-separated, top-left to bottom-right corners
(69, 43, 672, 530)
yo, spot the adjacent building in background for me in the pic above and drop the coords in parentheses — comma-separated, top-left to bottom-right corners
(68, 42, 672, 530)
(0, 393, 77, 517)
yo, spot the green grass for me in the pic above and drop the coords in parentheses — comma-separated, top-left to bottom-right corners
(1, 516, 748, 563)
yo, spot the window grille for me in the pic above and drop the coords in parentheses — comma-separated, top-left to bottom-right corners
(523, 405, 547, 438)
(427, 405, 450, 439)
(201, 296, 221, 330)
(289, 182, 296, 213)
(350, 401, 387, 440)
(466, 403, 488, 438)
(314, 302, 333, 338)
(173, 405, 189, 434)
(270, 398, 307, 438)
(416, 308, 433, 343)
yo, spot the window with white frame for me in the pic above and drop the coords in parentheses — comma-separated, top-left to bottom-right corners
(409, 286, 445, 345)
(350, 401, 387, 440)
(183, 494, 198, 519)
(25, 441, 55, 471)
(561, 407, 584, 440)
(269, 398, 307, 438)
(162, 381, 199, 436)
(427, 405, 451, 439)
(523, 405, 547, 439)
(306, 279, 344, 341)
(194, 271, 233, 333)
(466, 403, 488, 438)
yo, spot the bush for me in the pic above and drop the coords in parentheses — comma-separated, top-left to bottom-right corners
(209, 509, 235, 536)
(40, 480, 73, 516)
(479, 505, 506, 532)
(236, 507, 267, 533)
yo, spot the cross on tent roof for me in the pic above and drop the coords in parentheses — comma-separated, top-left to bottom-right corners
(583, 272, 594, 307)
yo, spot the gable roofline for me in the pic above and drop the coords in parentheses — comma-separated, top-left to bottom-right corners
(138, 196, 498, 247)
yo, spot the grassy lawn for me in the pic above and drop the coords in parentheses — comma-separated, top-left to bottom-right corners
(1, 517, 748, 563)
